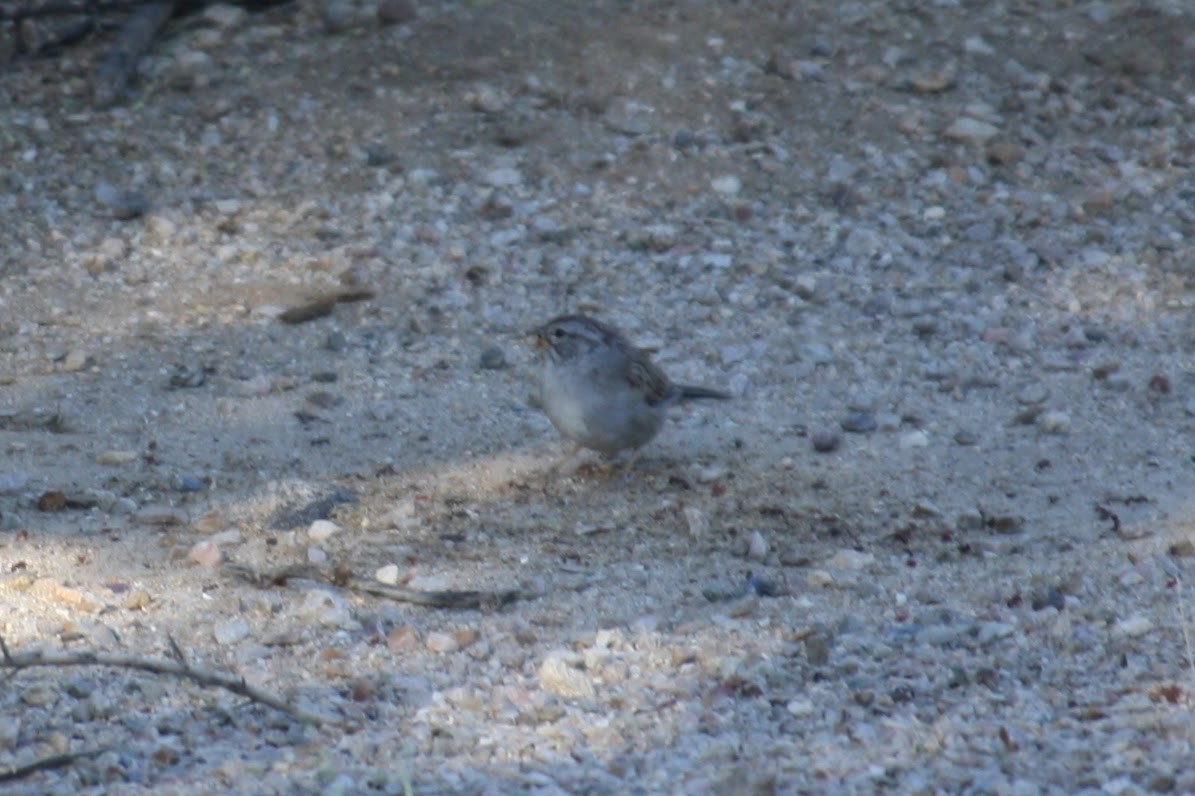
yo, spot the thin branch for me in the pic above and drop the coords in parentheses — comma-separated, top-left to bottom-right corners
(92, 0, 175, 107)
(224, 561, 525, 610)
(0, 748, 110, 785)
(0, 0, 143, 22)
(1176, 575, 1195, 683)
(0, 636, 336, 726)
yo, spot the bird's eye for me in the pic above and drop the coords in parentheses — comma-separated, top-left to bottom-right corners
(553, 328, 565, 338)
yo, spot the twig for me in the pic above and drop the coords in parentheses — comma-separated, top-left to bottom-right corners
(0, 748, 110, 785)
(224, 561, 525, 610)
(1176, 575, 1195, 683)
(0, 635, 336, 726)
(0, 0, 139, 22)
(92, 0, 175, 107)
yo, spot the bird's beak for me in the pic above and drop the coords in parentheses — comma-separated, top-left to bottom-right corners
(527, 326, 549, 349)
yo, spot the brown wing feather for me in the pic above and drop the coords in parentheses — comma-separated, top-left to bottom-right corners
(626, 352, 676, 406)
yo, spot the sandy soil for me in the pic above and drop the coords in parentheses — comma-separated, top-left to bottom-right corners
(3, 0, 1195, 793)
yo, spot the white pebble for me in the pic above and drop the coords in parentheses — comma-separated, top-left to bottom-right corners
(826, 550, 875, 571)
(484, 167, 523, 187)
(710, 175, 742, 196)
(786, 699, 815, 717)
(963, 36, 995, 55)
(899, 430, 930, 448)
(1112, 615, 1153, 638)
(806, 570, 834, 588)
(208, 529, 243, 546)
(186, 540, 221, 567)
(747, 530, 769, 561)
(684, 506, 710, 537)
(213, 619, 250, 646)
(696, 464, 728, 483)
(538, 652, 596, 699)
(1037, 410, 1071, 434)
(943, 117, 1000, 145)
(96, 450, 138, 466)
(308, 519, 341, 541)
(426, 632, 459, 653)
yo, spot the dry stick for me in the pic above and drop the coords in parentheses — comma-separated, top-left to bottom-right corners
(92, 0, 175, 106)
(224, 562, 525, 609)
(0, 748, 111, 785)
(0, 0, 147, 22)
(1176, 576, 1195, 683)
(0, 635, 335, 726)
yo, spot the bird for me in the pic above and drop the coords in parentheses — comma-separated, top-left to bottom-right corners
(530, 313, 729, 467)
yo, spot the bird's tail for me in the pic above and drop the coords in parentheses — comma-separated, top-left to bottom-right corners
(676, 384, 731, 401)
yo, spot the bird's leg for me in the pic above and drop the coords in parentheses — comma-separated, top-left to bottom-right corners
(552, 444, 589, 478)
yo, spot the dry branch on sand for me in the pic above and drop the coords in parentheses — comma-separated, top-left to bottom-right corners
(0, 634, 336, 726)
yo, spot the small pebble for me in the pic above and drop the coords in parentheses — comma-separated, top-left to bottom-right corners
(746, 530, 769, 561)
(426, 632, 460, 653)
(203, 3, 247, 27)
(803, 628, 833, 666)
(95, 182, 151, 219)
(213, 619, 251, 646)
(899, 430, 929, 448)
(96, 450, 138, 466)
(375, 564, 400, 585)
(388, 626, 420, 651)
(1148, 373, 1171, 394)
(786, 699, 815, 717)
(799, 343, 834, 364)
(186, 540, 221, 567)
(208, 529, 242, 545)
(826, 550, 874, 571)
(1112, 615, 1153, 638)
(308, 519, 341, 542)
(976, 622, 1015, 645)
(1015, 383, 1051, 405)
(912, 500, 942, 518)
(841, 412, 877, 433)
(1037, 410, 1071, 434)
(672, 129, 697, 149)
(710, 175, 742, 196)
(943, 117, 1000, 146)
(985, 513, 1024, 534)
(176, 476, 207, 492)
(319, 0, 354, 33)
(376, 0, 416, 26)
(21, 684, 58, 707)
(1031, 587, 1066, 612)
(695, 464, 728, 483)
(479, 346, 507, 370)
(62, 350, 90, 372)
(325, 331, 347, 352)
(538, 652, 596, 699)
(483, 167, 523, 187)
(806, 570, 834, 588)
(470, 83, 509, 115)
(683, 506, 709, 537)
(0, 471, 28, 494)
(811, 430, 840, 452)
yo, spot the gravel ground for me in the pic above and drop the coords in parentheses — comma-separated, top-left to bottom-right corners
(3, 0, 1195, 793)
